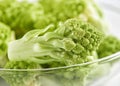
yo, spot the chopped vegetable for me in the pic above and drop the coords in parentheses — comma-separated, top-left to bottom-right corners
(0, 1, 118, 86)
(1, 61, 41, 86)
(0, 0, 106, 38)
(0, 22, 14, 67)
(97, 35, 120, 58)
(8, 18, 104, 67)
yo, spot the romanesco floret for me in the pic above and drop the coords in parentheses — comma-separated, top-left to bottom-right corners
(8, 18, 104, 67)
(0, 0, 43, 38)
(0, 18, 104, 86)
(35, 0, 106, 33)
(97, 35, 120, 58)
(0, 0, 106, 39)
(0, 22, 14, 67)
(0, 1, 111, 86)
(0, 61, 41, 86)
(5, 61, 40, 69)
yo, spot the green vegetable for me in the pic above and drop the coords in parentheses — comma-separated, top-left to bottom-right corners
(0, 22, 14, 67)
(0, 1, 108, 86)
(1, 61, 41, 86)
(0, 18, 104, 86)
(87, 35, 120, 84)
(5, 61, 40, 69)
(0, 0, 43, 38)
(0, 0, 106, 39)
(1, 63, 94, 86)
(8, 18, 103, 67)
(97, 35, 120, 58)
(36, 0, 106, 32)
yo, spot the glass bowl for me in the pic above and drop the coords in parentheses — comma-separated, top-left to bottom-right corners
(0, 52, 120, 86)
(0, 1, 120, 86)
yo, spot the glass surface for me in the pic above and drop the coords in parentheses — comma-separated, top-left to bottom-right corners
(0, 1, 120, 86)
(0, 52, 120, 86)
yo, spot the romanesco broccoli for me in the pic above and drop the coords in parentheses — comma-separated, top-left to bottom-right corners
(0, 0, 43, 38)
(8, 18, 104, 66)
(0, 22, 14, 67)
(0, 18, 104, 86)
(97, 35, 120, 58)
(0, 61, 41, 86)
(0, 0, 106, 38)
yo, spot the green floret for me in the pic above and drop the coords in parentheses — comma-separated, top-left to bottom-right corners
(35, 0, 106, 33)
(97, 35, 120, 58)
(5, 61, 40, 69)
(1, 18, 104, 86)
(0, 0, 106, 39)
(39, 0, 86, 19)
(0, 0, 43, 38)
(0, 1, 108, 86)
(1, 61, 95, 86)
(34, 0, 87, 29)
(1, 61, 41, 86)
(0, 22, 14, 67)
(8, 18, 104, 67)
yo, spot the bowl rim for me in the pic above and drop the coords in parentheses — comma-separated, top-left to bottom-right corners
(0, 52, 120, 72)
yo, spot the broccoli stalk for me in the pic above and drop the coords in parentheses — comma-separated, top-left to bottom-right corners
(0, 22, 15, 67)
